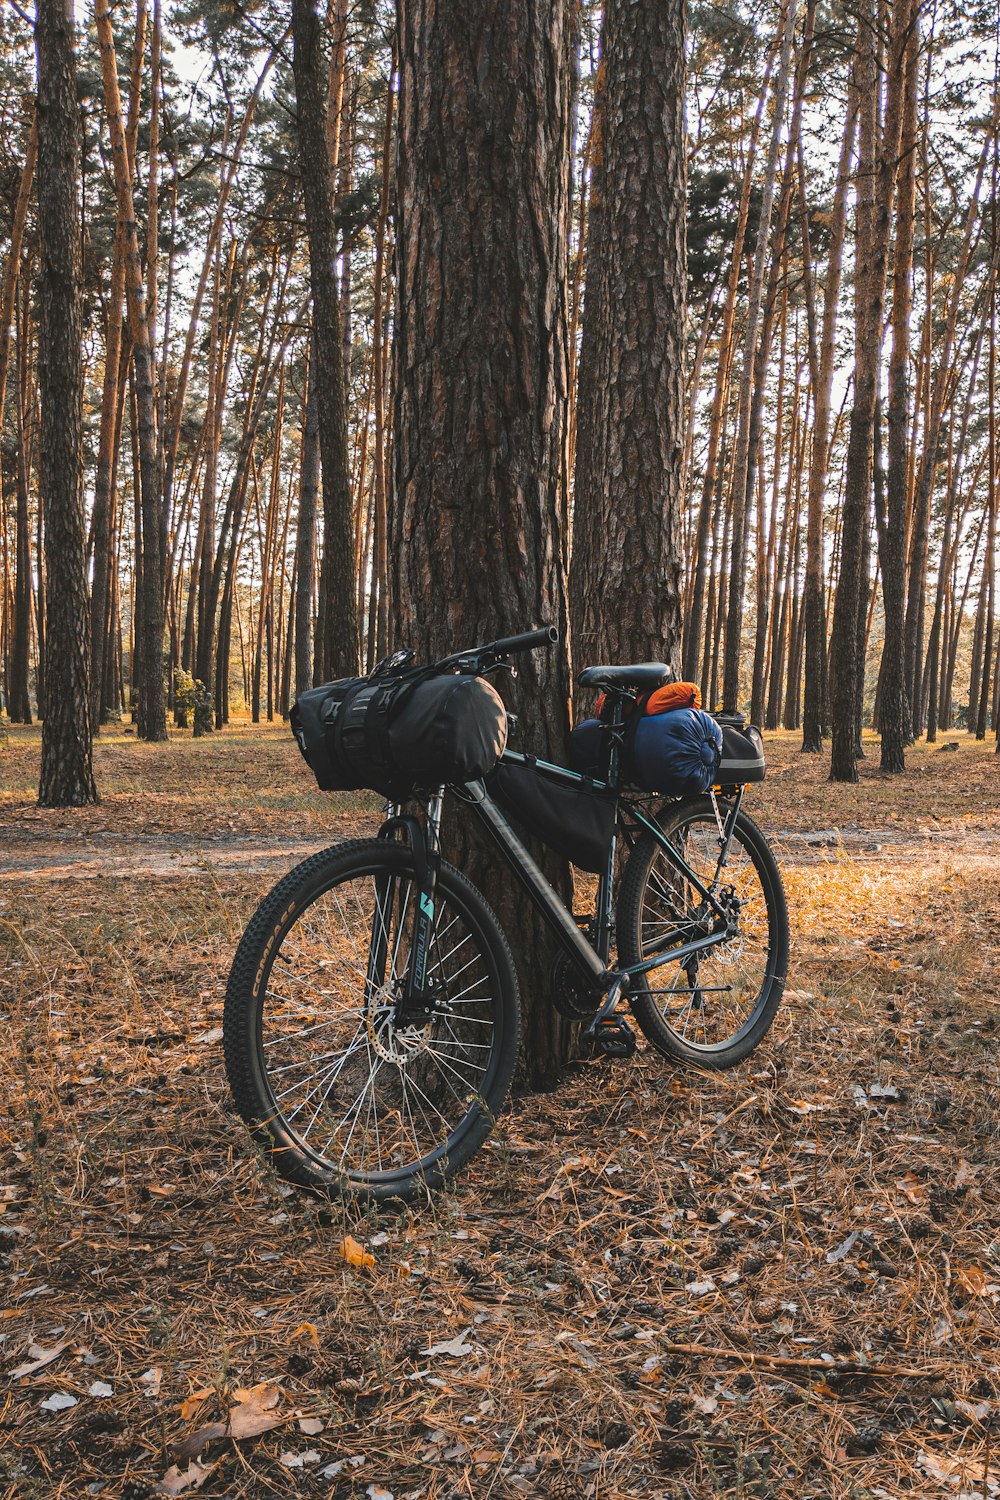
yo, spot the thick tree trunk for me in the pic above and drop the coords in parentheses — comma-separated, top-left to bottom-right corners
(292, 0, 358, 681)
(392, 0, 574, 1087)
(36, 0, 97, 807)
(570, 0, 685, 674)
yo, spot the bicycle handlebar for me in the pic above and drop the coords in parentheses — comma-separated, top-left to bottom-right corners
(486, 626, 559, 656)
(432, 624, 558, 674)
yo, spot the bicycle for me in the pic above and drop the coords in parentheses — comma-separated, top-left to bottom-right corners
(223, 627, 789, 1202)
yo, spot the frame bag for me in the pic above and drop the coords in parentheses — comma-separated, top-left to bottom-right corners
(486, 760, 616, 873)
(291, 671, 508, 799)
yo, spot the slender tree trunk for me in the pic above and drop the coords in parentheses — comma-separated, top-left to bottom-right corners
(877, 0, 919, 771)
(801, 73, 857, 751)
(292, 0, 358, 681)
(295, 341, 319, 699)
(10, 280, 33, 724)
(721, 0, 798, 713)
(36, 0, 97, 806)
(683, 36, 779, 683)
(570, 0, 686, 671)
(829, 0, 906, 780)
(95, 0, 167, 741)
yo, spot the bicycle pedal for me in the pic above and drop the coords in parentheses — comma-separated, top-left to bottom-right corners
(587, 1016, 636, 1059)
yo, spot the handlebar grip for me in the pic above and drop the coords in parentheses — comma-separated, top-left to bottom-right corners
(488, 625, 559, 656)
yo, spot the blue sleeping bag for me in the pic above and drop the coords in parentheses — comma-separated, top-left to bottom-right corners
(631, 707, 722, 795)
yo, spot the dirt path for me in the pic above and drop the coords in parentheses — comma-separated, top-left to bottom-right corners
(0, 827, 338, 881)
(1, 819, 997, 881)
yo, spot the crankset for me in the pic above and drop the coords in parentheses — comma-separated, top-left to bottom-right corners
(550, 951, 603, 1021)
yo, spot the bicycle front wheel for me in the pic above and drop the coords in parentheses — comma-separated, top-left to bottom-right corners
(617, 798, 788, 1068)
(224, 839, 520, 1202)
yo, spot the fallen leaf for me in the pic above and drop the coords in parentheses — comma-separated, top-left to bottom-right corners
(685, 1278, 717, 1297)
(826, 1231, 859, 1265)
(956, 1397, 994, 1424)
(228, 1382, 284, 1440)
(955, 1159, 980, 1189)
(194, 1027, 224, 1045)
(141, 1366, 164, 1397)
(147, 1184, 176, 1198)
(179, 1388, 213, 1422)
(367, 1487, 394, 1500)
(691, 1395, 718, 1415)
(40, 1391, 77, 1413)
(9, 1341, 69, 1379)
(339, 1236, 375, 1270)
(917, 1447, 999, 1493)
(425, 1331, 474, 1358)
(89, 1380, 113, 1398)
(156, 1459, 216, 1495)
(298, 1416, 324, 1435)
(291, 1322, 320, 1348)
(279, 1449, 321, 1469)
(895, 1172, 928, 1208)
(957, 1264, 990, 1297)
(173, 1422, 228, 1462)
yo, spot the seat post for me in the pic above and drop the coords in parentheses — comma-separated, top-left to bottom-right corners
(604, 693, 628, 788)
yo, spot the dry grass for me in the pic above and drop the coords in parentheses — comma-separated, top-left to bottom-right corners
(1, 722, 999, 1498)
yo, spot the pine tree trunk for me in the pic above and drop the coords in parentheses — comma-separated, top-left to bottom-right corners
(721, 0, 798, 713)
(801, 75, 856, 752)
(829, 0, 906, 781)
(36, 0, 97, 807)
(95, 0, 167, 742)
(570, 0, 685, 672)
(392, 0, 574, 1086)
(292, 0, 358, 681)
(294, 341, 318, 699)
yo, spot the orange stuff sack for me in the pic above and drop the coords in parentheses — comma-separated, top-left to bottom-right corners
(644, 681, 701, 716)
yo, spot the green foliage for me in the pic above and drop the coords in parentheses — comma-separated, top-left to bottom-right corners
(174, 669, 213, 737)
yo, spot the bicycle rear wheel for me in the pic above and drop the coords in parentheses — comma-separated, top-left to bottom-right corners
(224, 839, 520, 1201)
(617, 798, 788, 1067)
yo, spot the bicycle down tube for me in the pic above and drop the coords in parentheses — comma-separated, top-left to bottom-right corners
(461, 778, 738, 994)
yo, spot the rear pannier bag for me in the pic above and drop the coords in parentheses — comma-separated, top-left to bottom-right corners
(291, 672, 508, 799)
(630, 707, 722, 796)
(715, 720, 765, 784)
(486, 760, 616, 873)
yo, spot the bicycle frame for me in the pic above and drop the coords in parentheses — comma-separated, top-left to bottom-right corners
(386, 748, 747, 1009)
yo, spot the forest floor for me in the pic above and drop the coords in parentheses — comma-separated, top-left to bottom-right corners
(1, 722, 999, 1500)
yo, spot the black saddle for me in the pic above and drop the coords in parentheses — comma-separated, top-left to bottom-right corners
(577, 662, 672, 692)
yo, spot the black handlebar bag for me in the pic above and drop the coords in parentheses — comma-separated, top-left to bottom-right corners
(291, 671, 508, 799)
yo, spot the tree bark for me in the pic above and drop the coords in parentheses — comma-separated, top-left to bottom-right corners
(36, 0, 97, 807)
(721, 0, 798, 713)
(392, 0, 575, 1087)
(570, 0, 685, 674)
(829, 0, 906, 781)
(95, 0, 167, 741)
(292, 0, 358, 681)
(801, 75, 857, 752)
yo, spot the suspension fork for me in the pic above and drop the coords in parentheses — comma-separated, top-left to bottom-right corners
(373, 789, 445, 1023)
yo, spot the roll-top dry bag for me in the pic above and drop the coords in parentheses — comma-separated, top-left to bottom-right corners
(291, 671, 508, 799)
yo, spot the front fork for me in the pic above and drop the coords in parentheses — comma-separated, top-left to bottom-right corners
(373, 788, 445, 1025)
